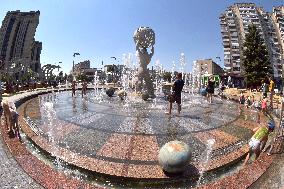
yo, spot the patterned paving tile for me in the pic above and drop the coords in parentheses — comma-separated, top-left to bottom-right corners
(96, 133, 132, 159)
(193, 129, 239, 150)
(129, 135, 159, 161)
(58, 128, 111, 156)
(126, 164, 166, 178)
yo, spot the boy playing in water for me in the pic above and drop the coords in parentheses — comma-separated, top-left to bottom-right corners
(244, 120, 275, 165)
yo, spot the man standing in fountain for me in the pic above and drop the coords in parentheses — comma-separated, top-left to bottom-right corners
(134, 27, 155, 98)
(166, 73, 184, 115)
(71, 80, 77, 97)
(82, 80, 88, 98)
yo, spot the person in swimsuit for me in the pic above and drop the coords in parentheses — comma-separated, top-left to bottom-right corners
(244, 120, 275, 165)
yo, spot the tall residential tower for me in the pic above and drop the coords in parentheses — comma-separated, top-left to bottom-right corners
(0, 10, 42, 79)
(272, 6, 284, 68)
(220, 3, 283, 81)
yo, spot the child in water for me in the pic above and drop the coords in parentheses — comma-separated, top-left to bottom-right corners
(262, 98, 268, 113)
(245, 96, 251, 108)
(244, 120, 275, 165)
(239, 92, 245, 104)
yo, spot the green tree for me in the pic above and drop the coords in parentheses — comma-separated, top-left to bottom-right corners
(163, 72, 172, 82)
(242, 24, 272, 88)
(76, 74, 89, 82)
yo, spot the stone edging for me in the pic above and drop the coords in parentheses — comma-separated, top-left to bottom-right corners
(0, 90, 278, 188)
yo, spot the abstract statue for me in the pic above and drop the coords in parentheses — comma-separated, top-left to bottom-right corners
(133, 27, 155, 97)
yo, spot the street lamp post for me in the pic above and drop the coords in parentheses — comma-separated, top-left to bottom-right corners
(56, 61, 62, 83)
(73, 53, 80, 81)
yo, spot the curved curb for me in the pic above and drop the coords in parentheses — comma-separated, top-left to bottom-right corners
(0, 90, 278, 188)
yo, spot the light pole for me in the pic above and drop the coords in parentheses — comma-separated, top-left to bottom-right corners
(73, 53, 80, 80)
(110, 57, 117, 84)
(56, 61, 62, 83)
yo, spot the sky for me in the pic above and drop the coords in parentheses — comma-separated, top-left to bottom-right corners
(0, 0, 283, 74)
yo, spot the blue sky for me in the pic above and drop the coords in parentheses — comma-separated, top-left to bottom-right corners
(0, 0, 282, 74)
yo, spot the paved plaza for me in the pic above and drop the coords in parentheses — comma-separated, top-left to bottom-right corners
(0, 89, 283, 188)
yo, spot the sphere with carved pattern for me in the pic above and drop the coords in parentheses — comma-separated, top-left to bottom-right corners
(158, 140, 192, 173)
(133, 27, 155, 48)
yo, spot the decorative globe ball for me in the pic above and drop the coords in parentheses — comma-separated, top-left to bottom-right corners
(133, 27, 155, 48)
(200, 88, 207, 96)
(141, 93, 149, 101)
(117, 90, 127, 100)
(106, 87, 115, 97)
(158, 141, 192, 173)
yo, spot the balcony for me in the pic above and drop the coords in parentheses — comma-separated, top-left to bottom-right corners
(232, 41, 240, 46)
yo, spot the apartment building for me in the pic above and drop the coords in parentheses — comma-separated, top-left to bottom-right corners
(193, 59, 223, 76)
(220, 3, 283, 80)
(0, 10, 42, 79)
(272, 6, 284, 71)
(72, 60, 98, 80)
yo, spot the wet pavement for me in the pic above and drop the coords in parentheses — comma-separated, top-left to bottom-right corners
(249, 138, 284, 189)
(0, 128, 42, 189)
(0, 89, 283, 188)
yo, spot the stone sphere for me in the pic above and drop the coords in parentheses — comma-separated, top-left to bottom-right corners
(141, 93, 149, 101)
(117, 90, 127, 100)
(106, 87, 115, 97)
(133, 27, 155, 48)
(200, 88, 207, 96)
(158, 141, 192, 173)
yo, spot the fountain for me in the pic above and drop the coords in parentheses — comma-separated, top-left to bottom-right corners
(133, 26, 155, 97)
(10, 27, 273, 189)
(197, 139, 216, 186)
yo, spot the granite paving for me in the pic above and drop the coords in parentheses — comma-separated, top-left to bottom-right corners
(0, 127, 42, 189)
(0, 89, 282, 188)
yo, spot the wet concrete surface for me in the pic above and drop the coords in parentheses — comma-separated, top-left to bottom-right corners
(249, 137, 284, 189)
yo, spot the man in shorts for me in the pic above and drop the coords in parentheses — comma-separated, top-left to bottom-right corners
(71, 80, 77, 97)
(244, 120, 275, 165)
(165, 73, 184, 115)
(81, 80, 88, 97)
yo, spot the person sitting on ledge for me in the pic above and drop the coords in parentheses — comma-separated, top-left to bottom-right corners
(244, 119, 275, 165)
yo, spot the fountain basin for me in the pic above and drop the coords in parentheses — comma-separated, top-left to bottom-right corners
(12, 90, 271, 187)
